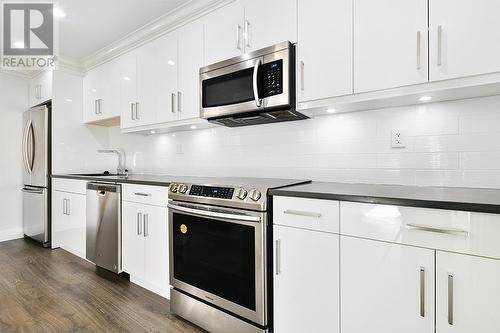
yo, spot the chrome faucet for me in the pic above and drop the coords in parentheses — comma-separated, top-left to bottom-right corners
(98, 149, 127, 176)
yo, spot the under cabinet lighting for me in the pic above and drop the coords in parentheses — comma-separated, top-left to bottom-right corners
(190, 125, 197, 130)
(150, 130, 156, 134)
(419, 96, 432, 102)
(327, 108, 336, 114)
(53, 7, 66, 18)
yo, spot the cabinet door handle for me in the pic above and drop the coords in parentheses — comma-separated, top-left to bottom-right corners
(420, 267, 425, 317)
(448, 274, 454, 325)
(406, 223, 469, 237)
(137, 212, 143, 235)
(63, 199, 67, 215)
(275, 239, 281, 275)
(143, 214, 149, 237)
(134, 192, 151, 197)
(171, 93, 176, 113)
(135, 102, 140, 120)
(95, 100, 98, 115)
(98, 99, 103, 115)
(416, 30, 421, 70)
(236, 24, 242, 50)
(130, 103, 135, 120)
(300, 61, 305, 91)
(437, 25, 443, 66)
(177, 91, 182, 113)
(66, 199, 71, 215)
(244, 20, 250, 48)
(283, 209, 321, 218)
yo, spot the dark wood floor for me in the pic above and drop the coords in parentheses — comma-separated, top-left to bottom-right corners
(0, 238, 204, 333)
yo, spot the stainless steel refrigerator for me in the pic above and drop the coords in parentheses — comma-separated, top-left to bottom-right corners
(22, 104, 50, 247)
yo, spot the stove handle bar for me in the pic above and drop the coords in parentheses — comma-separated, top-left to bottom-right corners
(167, 203, 262, 223)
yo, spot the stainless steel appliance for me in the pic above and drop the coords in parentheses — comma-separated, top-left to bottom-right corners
(22, 104, 50, 247)
(200, 41, 306, 127)
(86, 182, 122, 273)
(168, 178, 308, 333)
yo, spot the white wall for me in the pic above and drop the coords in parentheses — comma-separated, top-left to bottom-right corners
(0, 72, 29, 241)
(52, 70, 113, 174)
(108, 95, 500, 189)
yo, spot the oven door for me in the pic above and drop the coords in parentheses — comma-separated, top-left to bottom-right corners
(200, 56, 264, 119)
(168, 201, 267, 326)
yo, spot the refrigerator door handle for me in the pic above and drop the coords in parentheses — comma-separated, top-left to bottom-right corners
(22, 119, 32, 175)
(27, 122, 35, 173)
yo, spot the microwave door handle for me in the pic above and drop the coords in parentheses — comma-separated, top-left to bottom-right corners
(252, 58, 262, 107)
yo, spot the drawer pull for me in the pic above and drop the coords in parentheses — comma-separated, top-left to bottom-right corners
(420, 267, 425, 317)
(134, 192, 152, 197)
(283, 209, 322, 218)
(448, 274, 454, 325)
(405, 224, 469, 237)
(275, 239, 281, 275)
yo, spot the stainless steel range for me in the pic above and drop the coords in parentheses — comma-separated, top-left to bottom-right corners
(168, 178, 308, 333)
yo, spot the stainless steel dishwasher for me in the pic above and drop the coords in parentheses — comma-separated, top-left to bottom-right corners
(86, 182, 122, 273)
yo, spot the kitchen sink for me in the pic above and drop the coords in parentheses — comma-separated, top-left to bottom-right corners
(71, 172, 118, 177)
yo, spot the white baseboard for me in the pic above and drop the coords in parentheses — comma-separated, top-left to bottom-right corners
(0, 227, 24, 243)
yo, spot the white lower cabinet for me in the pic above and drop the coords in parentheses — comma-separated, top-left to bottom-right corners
(436, 251, 500, 333)
(341, 236, 435, 333)
(122, 200, 169, 298)
(52, 190, 86, 259)
(273, 225, 339, 333)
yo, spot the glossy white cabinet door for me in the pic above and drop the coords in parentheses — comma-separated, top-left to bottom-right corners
(157, 31, 179, 124)
(341, 236, 434, 333)
(177, 21, 204, 120)
(136, 42, 159, 127)
(29, 70, 52, 107)
(297, 0, 352, 102)
(354, 0, 428, 93)
(273, 225, 339, 333)
(122, 201, 145, 279)
(143, 205, 169, 297)
(243, 0, 296, 52)
(51, 191, 86, 258)
(120, 51, 138, 129)
(83, 68, 100, 123)
(436, 252, 500, 333)
(429, 0, 500, 81)
(203, 1, 244, 66)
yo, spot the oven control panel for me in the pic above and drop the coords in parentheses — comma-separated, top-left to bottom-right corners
(188, 185, 234, 199)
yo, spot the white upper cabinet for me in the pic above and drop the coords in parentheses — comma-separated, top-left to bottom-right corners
(29, 70, 52, 107)
(157, 31, 179, 124)
(119, 51, 139, 129)
(297, 0, 352, 102)
(243, 0, 297, 52)
(429, 0, 500, 81)
(354, 0, 428, 93)
(83, 59, 121, 124)
(135, 42, 159, 126)
(177, 20, 204, 120)
(341, 236, 435, 333)
(203, 1, 245, 65)
(204, 0, 297, 65)
(436, 251, 500, 333)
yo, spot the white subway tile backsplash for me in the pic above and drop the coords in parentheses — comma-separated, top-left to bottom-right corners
(108, 95, 500, 189)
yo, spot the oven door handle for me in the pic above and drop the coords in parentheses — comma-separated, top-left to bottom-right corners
(253, 58, 262, 108)
(168, 203, 261, 223)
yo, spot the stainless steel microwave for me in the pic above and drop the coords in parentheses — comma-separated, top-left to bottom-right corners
(199, 41, 307, 127)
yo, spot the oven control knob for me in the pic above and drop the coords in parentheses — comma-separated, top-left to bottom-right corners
(178, 184, 188, 194)
(236, 188, 247, 200)
(170, 183, 179, 193)
(249, 189, 262, 201)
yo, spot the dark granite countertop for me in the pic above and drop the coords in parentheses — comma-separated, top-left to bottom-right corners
(269, 182, 500, 214)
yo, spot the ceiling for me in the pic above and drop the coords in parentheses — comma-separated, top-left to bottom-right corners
(57, 0, 187, 61)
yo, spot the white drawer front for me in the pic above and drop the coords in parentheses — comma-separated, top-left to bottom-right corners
(274, 196, 339, 233)
(52, 178, 87, 195)
(122, 184, 168, 207)
(340, 201, 500, 259)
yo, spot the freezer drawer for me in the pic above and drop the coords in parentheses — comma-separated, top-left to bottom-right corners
(22, 186, 49, 245)
(86, 183, 122, 273)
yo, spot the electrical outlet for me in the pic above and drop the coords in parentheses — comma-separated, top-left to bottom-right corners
(391, 129, 406, 148)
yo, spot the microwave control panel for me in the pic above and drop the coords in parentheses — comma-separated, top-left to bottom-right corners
(261, 59, 283, 98)
(189, 185, 234, 199)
